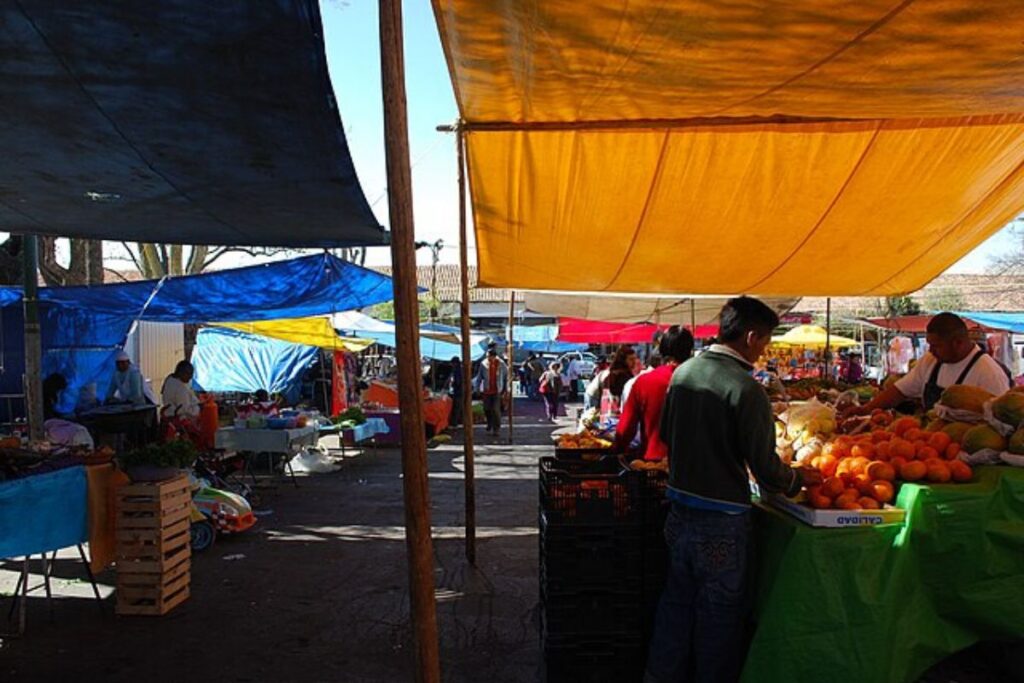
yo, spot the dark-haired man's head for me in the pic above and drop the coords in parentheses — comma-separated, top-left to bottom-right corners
(173, 360, 194, 382)
(925, 312, 974, 364)
(718, 297, 780, 363)
(659, 325, 695, 363)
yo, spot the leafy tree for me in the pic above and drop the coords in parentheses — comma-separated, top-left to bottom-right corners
(884, 295, 921, 317)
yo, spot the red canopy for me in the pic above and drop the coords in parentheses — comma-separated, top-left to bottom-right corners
(862, 316, 990, 334)
(557, 317, 718, 344)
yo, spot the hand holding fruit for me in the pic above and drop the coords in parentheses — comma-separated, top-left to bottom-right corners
(796, 466, 823, 487)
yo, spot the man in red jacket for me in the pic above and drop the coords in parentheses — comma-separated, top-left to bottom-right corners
(615, 325, 694, 460)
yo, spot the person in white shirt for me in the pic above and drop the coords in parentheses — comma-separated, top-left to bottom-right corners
(844, 313, 1011, 415)
(161, 360, 200, 418)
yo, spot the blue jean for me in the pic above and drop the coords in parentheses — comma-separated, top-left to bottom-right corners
(645, 503, 752, 683)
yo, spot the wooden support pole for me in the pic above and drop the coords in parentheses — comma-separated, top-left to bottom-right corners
(22, 234, 44, 441)
(690, 299, 696, 335)
(825, 297, 832, 380)
(378, 2, 441, 681)
(457, 129, 476, 565)
(507, 291, 515, 443)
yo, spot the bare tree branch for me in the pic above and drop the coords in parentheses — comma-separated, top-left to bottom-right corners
(120, 242, 145, 274)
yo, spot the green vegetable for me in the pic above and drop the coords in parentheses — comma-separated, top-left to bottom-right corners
(119, 439, 198, 470)
(333, 406, 367, 426)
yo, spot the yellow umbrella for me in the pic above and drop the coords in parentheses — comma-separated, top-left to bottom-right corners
(771, 325, 858, 349)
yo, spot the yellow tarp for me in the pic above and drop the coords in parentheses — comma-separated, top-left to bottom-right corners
(217, 318, 373, 352)
(771, 325, 858, 349)
(433, 1, 1024, 296)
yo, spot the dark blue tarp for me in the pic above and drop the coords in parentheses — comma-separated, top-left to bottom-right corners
(0, 1, 387, 247)
(192, 327, 317, 397)
(0, 255, 394, 415)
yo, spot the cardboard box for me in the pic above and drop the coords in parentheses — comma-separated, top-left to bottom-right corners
(763, 493, 906, 528)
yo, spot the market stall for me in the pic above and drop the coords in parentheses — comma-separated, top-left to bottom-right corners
(744, 466, 1024, 683)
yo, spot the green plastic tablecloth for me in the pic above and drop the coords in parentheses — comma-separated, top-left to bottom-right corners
(742, 466, 1024, 683)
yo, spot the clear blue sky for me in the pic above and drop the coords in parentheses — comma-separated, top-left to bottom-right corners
(321, 0, 462, 267)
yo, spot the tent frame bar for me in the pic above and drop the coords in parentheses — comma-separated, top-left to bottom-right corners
(438, 114, 866, 134)
(457, 129, 477, 565)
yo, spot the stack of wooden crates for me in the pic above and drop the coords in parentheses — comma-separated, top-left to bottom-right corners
(115, 474, 192, 615)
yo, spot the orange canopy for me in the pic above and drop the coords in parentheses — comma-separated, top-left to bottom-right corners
(433, 1, 1024, 296)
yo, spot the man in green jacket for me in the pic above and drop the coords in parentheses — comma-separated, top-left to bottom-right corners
(645, 297, 821, 683)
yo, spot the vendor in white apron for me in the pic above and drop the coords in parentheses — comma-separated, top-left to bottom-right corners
(843, 313, 1011, 416)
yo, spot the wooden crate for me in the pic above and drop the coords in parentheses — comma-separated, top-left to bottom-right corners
(115, 475, 192, 615)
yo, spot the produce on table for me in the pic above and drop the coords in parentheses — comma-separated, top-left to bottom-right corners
(991, 391, 1024, 426)
(629, 458, 668, 472)
(333, 406, 368, 426)
(792, 408, 976, 511)
(557, 433, 613, 450)
(1009, 428, 1024, 455)
(961, 424, 1007, 454)
(938, 385, 995, 414)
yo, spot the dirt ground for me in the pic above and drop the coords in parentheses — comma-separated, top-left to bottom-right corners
(0, 397, 1017, 682)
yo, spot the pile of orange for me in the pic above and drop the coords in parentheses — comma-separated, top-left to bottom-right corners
(802, 413, 973, 511)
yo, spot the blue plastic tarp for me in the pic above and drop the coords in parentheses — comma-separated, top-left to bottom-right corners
(0, 254, 395, 323)
(0, 2, 387, 248)
(0, 466, 88, 559)
(958, 312, 1024, 334)
(192, 327, 318, 397)
(0, 255, 395, 415)
(506, 325, 586, 353)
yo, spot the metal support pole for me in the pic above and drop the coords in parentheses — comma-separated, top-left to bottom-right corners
(690, 299, 696, 336)
(507, 291, 515, 443)
(22, 235, 44, 441)
(378, 2, 441, 680)
(456, 129, 476, 565)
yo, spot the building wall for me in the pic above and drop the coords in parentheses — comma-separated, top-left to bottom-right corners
(126, 321, 185, 394)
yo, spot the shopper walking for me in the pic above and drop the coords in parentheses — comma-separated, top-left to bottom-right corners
(539, 361, 564, 422)
(474, 344, 508, 436)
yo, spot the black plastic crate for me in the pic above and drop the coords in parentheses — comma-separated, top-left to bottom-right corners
(630, 466, 669, 527)
(544, 632, 645, 683)
(541, 587, 643, 639)
(540, 456, 640, 524)
(540, 516, 643, 594)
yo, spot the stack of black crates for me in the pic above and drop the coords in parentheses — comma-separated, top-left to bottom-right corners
(539, 451, 669, 682)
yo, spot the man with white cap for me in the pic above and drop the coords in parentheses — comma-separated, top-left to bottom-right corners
(105, 350, 146, 405)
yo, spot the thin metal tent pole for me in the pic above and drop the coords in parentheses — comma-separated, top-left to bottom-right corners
(456, 128, 476, 565)
(507, 291, 515, 443)
(22, 235, 43, 441)
(378, 1, 440, 680)
(690, 299, 696, 335)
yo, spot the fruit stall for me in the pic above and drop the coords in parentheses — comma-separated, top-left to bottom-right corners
(542, 381, 1024, 682)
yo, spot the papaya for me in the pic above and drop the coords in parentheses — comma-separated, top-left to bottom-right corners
(991, 391, 1024, 427)
(925, 418, 949, 433)
(961, 424, 1007, 454)
(940, 385, 995, 413)
(942, 421, 973, 444)
(1009, 427, 1024, 455)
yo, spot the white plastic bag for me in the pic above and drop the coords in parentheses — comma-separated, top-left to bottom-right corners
(934, 403, 985, 424)
(289, 445, 340, 474)
(958, 448, 1003, 466)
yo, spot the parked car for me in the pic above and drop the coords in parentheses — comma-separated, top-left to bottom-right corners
(557, 351, 598, 380)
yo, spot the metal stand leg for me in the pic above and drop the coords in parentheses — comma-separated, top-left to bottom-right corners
(286, 454, 299, 488)
(40, 553, 53, 623)
(76, 545, 105, 616)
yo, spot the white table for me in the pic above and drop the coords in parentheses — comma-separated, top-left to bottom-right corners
(214, 426, 318, 487)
